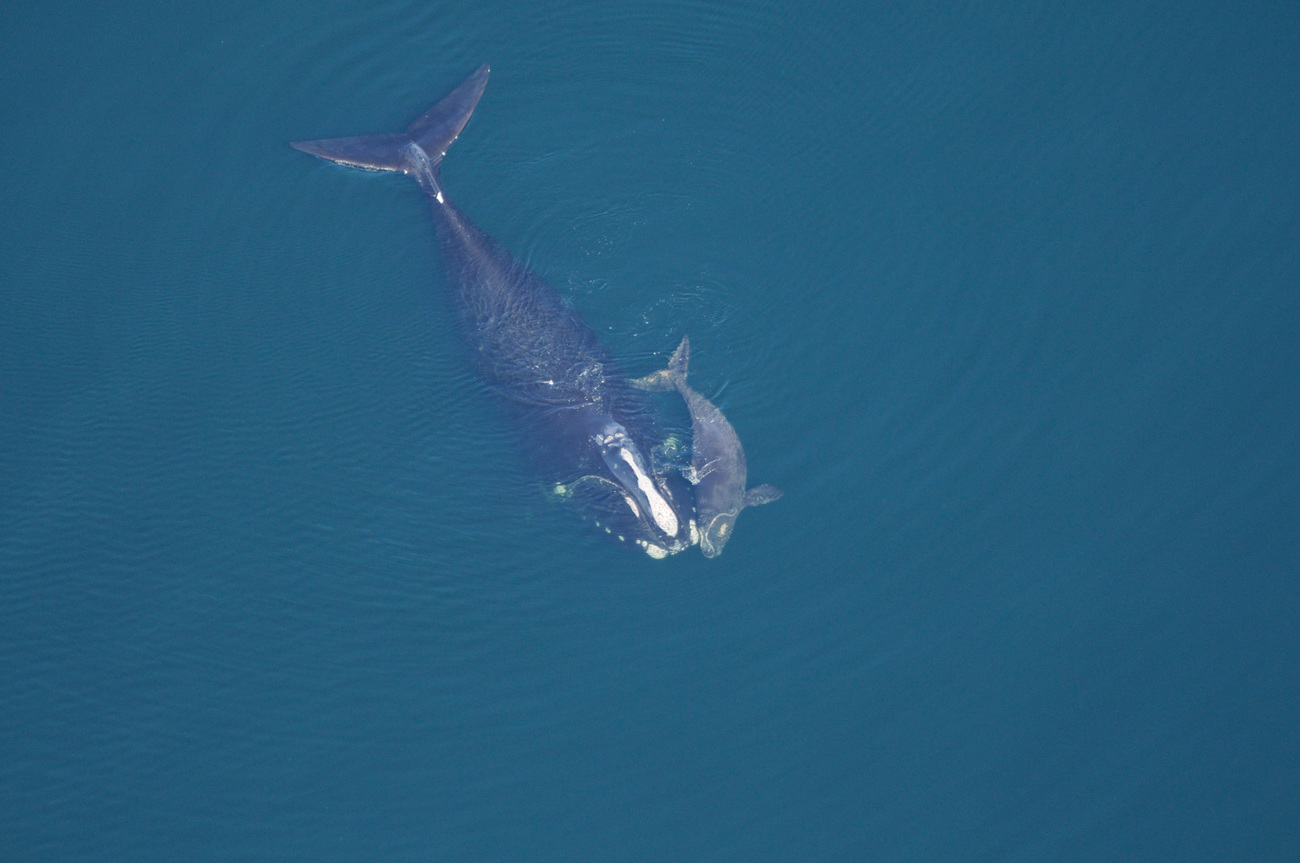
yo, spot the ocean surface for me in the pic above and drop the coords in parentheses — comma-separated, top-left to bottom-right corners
(3, 1, 1298, 859)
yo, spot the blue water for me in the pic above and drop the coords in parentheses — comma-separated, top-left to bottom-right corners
(3, 1, 1298, 859)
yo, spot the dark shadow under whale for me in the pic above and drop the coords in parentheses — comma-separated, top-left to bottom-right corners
(291, 65, 695, 557)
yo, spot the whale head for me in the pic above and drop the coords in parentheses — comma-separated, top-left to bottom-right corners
(696, 508, 738, 558)
(589, 422, 694, 557)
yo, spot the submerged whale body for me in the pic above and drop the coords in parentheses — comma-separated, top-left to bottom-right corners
(292, 66, 694, 557)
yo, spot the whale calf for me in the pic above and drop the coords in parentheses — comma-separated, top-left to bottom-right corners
(634, 336, 781, 557)
(292, 66, 695, 557)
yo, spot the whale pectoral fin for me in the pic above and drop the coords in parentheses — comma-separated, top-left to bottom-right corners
(744, 484, 783, 507)
(559, 474, 625, 497)
(686, 456, 722, 485)
(628, 370, 675, 392)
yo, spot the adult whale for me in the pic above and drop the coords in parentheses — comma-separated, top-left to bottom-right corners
(292, 65, 695, 557)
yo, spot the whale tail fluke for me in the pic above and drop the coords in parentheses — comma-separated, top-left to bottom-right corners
(667, 335, 690, 383)
(290, 64, 490, 190)
(405, 64, 490, 156)
(289, 133, 412, 172)
(628, 335, 692, 393)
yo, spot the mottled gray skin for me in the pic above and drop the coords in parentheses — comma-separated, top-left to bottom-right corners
(634, 336, 782, 557)
(290, 66, 694, 557)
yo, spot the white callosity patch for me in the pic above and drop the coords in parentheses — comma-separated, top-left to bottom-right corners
(637, 540, 670, 559)
(616, 446, 678, 537)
